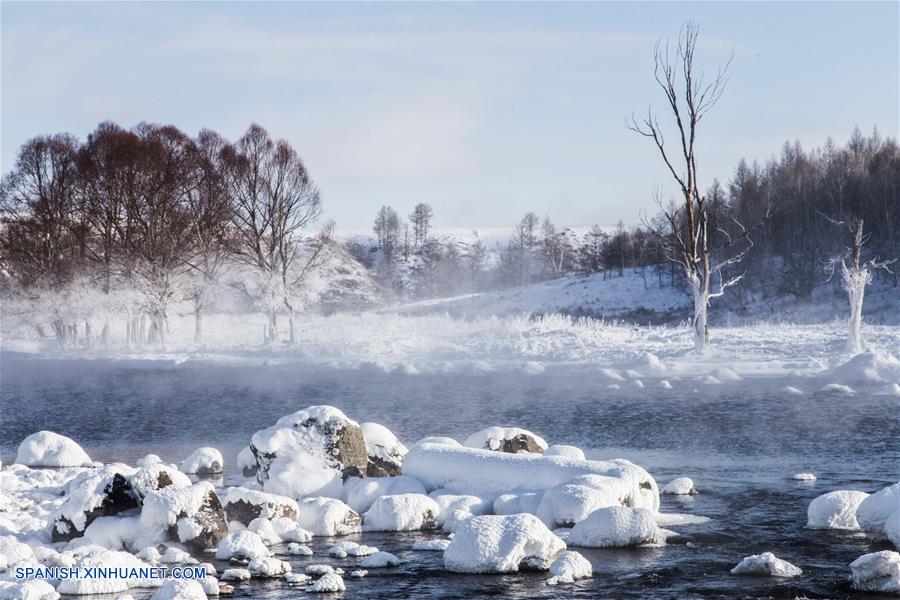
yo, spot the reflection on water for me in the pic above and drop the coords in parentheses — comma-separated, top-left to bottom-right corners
(1, 352, 898, 599)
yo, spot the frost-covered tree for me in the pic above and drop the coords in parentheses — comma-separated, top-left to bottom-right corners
(628, 22, 756, 351)
(373, 205, 401, 265)
(409, 202, 433, 247)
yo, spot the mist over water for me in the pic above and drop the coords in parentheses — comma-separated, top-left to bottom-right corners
(2, 351, 897, 598)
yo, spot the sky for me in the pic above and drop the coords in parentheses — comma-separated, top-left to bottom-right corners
(2, 1, 898, 230)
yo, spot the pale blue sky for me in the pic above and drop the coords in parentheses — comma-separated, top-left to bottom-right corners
(2, 1, 897, 229)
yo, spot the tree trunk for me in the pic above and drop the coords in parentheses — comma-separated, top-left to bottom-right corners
(101, 321, 109, 348)
(194, 306, 203, 345)
(688, 270, 710, 352)
(85, 321, 92, 349)
(288, 304, 296, 346)
(268, 309, 278, 345)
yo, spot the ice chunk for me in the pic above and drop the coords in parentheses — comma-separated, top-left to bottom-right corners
(547, 550, 593, 585)
(180, 448, 223, 475)
(544, 445, 585, 460)
(662, 477, 697, 495)
(568, 506, 665, 548)
(806, 490, 869, 530)
(444, 513, 565, 573)
(849, 551, 900, 593)
(295, 497, 361, 536)
(857, 482, 900, 540)
(364, 493, 439, 532)
(464, 427, 548, 454)
(15, 431, 92, 468)
(730, 552, 802, 577)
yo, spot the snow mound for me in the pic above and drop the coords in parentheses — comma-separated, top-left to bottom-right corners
(180, 448, 223, 475)
(150, 579, 207, 599)
(849, 551, 900, 593)
(444, 513, 565, 573)
(857, 482, 900, 540)
(247, 516, 311, 545)
(359, 551, 400, 568)
(15, 431, 92, 468)
(829, 350, 900, 384)
(307, 572, 345, 593)
(236, 447, 257, 477)
(0, 536, 35, 570)
(215, 530, 271, 561)
(662, 477, 696, 495)
(730, 552, 802, 577)
(403, 443, 658, 511)
(364, 493, 439, 531)
(568, 506, 665, 548)
(820, 383, 855, 395)
(547, 550, 593, 585)
(463, 427, 548, 454)
(791, 473, 816, 481)
(295, 497, 361, 536)
(343, 475, 426, 514)
(806, 490, 869, 530)
(359, 422, 407, 476)
(544, 445, 585, 460)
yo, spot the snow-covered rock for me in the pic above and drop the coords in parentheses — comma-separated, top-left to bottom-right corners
(403, 443, 659, 512)
(343, 475, 426, 514)
(662, 477, 697, 495)
(567, 506, 665, 548)
(464, 427, 547, 454)
(220, 568, 251, 581)
(359, 422, 407, 476)
(246, 516, 311, 545)
(249, 406, 369, 498)
(363, 493, 439, 531)
(215, 530, 271, 561)
(730, 552, 802, 577)
(140, 482, 228, 552)
(222, 487, 298, 525)
(180, 448, 223, 475)
(887, 509, 900, 549)
(857, 482, 900, 540)
(493, 492, 543, 516)
(50, 467, 140, 542)
(429, 492, 491, 529)
(236, 447, 257, 478)
(57, 547, 160, 595)
(806, 490, 869, 530)
(327, 541, 378, 557)
(536, 480, 623, 528)
(791, 473, 817, 481)
(359, 551, 400, 568)
(0, 536, 34, 571)
(287, 543, 313, 556)
(849, 551, 900, 593)
(130, 462, 192, 500)
(307, 572, 345, 593)
(248, 556, 291, 577)
(444, 513, 565, 573)
(547, 550, 593, 585)
(295, 497, 361, 536)
(15, 431, 92, 468)
(150, 579, 207, 599)
(544, 445, 585, 460)
(410, 436, 461, 449)
(0, 579, 60, 600)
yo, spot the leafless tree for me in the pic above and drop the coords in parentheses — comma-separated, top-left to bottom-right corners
(409, 202, 434, 247)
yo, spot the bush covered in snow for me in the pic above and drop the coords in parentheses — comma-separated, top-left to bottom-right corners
(443, 513, 565, 573)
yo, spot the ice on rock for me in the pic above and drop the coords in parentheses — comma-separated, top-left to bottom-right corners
(547, 551, 593, 585)
(15, 431, 92, 468)
(820, 383, 855, 395)
(344, 475, 426, 514)
(179, 448, 223, 475)
(412, 539, 450, 551)
(307, 572, 345, 593)
(536, 480, 623, 528)
(444, 514, 565, 573)
(464, 427, 548, 454)
(784, 386, 804, 395)
(0, 579, 60, 599)
(284, 572, 311, 584)
(198, 576, 221, 596)
(249, 406, 369, 499)
(295, 497, 361, 537)
(220, 568, 251, 582)
(850, 551, 900, 593)
(359, 422, 407, 476)
(364, 493, 439, 531)
(140, 482, 227, 552)
(493, 492, 543, 516)
(359, 551, 400, 568)
(567, 506, 665, 548)
(150, 579, 207, 600)
(248, 556, 291, 577)
(236, 447, 257, 478)
(222, 487, 298, 525)
(662, 477, 697, 495)
(544, 445, 585, 460)
(730, 552, 802, 578)
(857, 482, 900, 540)
(806, 490, 869, 530)
(404, 444, 659, 512)
(215, 530, 271, 561)
(791, 473, 816, 481)
(304, 564, 337, 575)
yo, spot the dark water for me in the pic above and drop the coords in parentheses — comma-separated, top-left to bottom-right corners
(1, 351, 898, 599)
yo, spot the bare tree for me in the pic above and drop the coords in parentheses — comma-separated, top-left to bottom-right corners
(409, 202, 434, 247)
(628, 22, 754, 351)
(373, 205, 401, 267)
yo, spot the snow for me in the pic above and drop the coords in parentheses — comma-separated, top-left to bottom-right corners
(429, 492, 491, 530)
(247, 517, 311, 544)
(828, 350, 900, 384)
(180, 448, 223, 475)
(150, 579, 207, 599)
(547, 550, 593, 585)
(0, 537, 34, 571)
(661, 477, 696, 495)
(887, 509, 900, 549)
(464, 427, 548, 453)
(403, 443, 658, 511)
(359, 551, 400, 568)
(57, 547, 161, 595)
(307, 572, 345, 593)
(295, 497, 361, 537)
(730, 552, 802, 578)
(493, 492, 543, 516)
(0, 579, 60, 600)
(544, 445, 585, 460)
(444, 514, 565, 573)
(219, 568, 251, 582)
(791, 473, 817, 481)
(567, 507, 665, 548)
(849, 551, 900, 593)
(856, 482, 900, 540)
(363, 493, 439, 531)
(248, 556, 291, 577)
(328, 541, 378, 557)
(214, 530, 271, 561)
(820, 383, 855, 395)
(221, 487, 299, 523)
(343, 475, 426, 514)
(139, 482, 223, 548)
(81, 515, 141, 550)
(14, 432, 92, 468)
(806, 490, 869, 530)
(287, 543, 313, 556)
(348, 569, 367, 578)
(236, 447, 257, 476)
(412, 538, 451, 551)
(359, 421, 407, 465)
(130, 462, 191, 499)
(536, 481, 623, 528)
